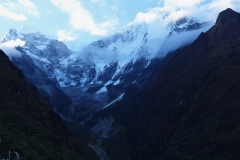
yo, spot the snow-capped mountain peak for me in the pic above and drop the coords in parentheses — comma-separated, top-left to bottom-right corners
(0, 17, 210, 122)
(1, 29, 24, 43)
(167, 17, 208, 37)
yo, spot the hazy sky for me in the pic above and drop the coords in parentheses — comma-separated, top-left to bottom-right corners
(0, 0, 240, 49)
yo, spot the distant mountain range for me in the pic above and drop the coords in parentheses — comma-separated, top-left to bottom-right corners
(0, 16, 209, 123)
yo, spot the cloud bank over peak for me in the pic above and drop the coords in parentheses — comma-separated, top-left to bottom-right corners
(131, 0, 240, 25)
(0, 39, 25, 58)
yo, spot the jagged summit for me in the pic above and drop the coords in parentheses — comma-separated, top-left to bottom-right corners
(1, 29, 23, 43)
(168, 17, 198, 37)
(216, 8, 240, 24)
(214, 8, 240, 30)
(207, 8, 240, 46)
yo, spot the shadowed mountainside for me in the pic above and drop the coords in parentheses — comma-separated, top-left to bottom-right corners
(128, 8, 240, 159)
(0, 49, 83, 159)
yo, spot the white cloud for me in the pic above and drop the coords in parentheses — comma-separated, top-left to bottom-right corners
(158, 26, 210, 56)
(17, 0, 40, 17)
(0, 5, 27, 21)
(0, 0, 40, 21)
(131, 0, 240, 25)
(0, 39, 25, 58)
(50, 0, 118, 36)
(57, 30, 76, 41)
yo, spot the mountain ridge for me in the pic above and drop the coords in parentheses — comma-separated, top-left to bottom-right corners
(0, 16, 208, 123)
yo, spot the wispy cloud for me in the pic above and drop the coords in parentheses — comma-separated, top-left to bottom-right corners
(50, 0, 118, 37)
(0, 0, 40, 21)
(131, 0, 240, 25)
(17, 0, 40, 17)
(57, 30, 76, 41)
(0, 5, 27, 21)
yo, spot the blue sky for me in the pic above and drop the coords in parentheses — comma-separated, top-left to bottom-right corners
(0, 0, 240, 50)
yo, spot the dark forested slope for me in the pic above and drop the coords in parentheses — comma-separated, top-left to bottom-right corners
(0, 49, 83, 160)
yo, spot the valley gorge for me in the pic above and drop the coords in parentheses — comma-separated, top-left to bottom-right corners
(1, 8, 240, 160)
